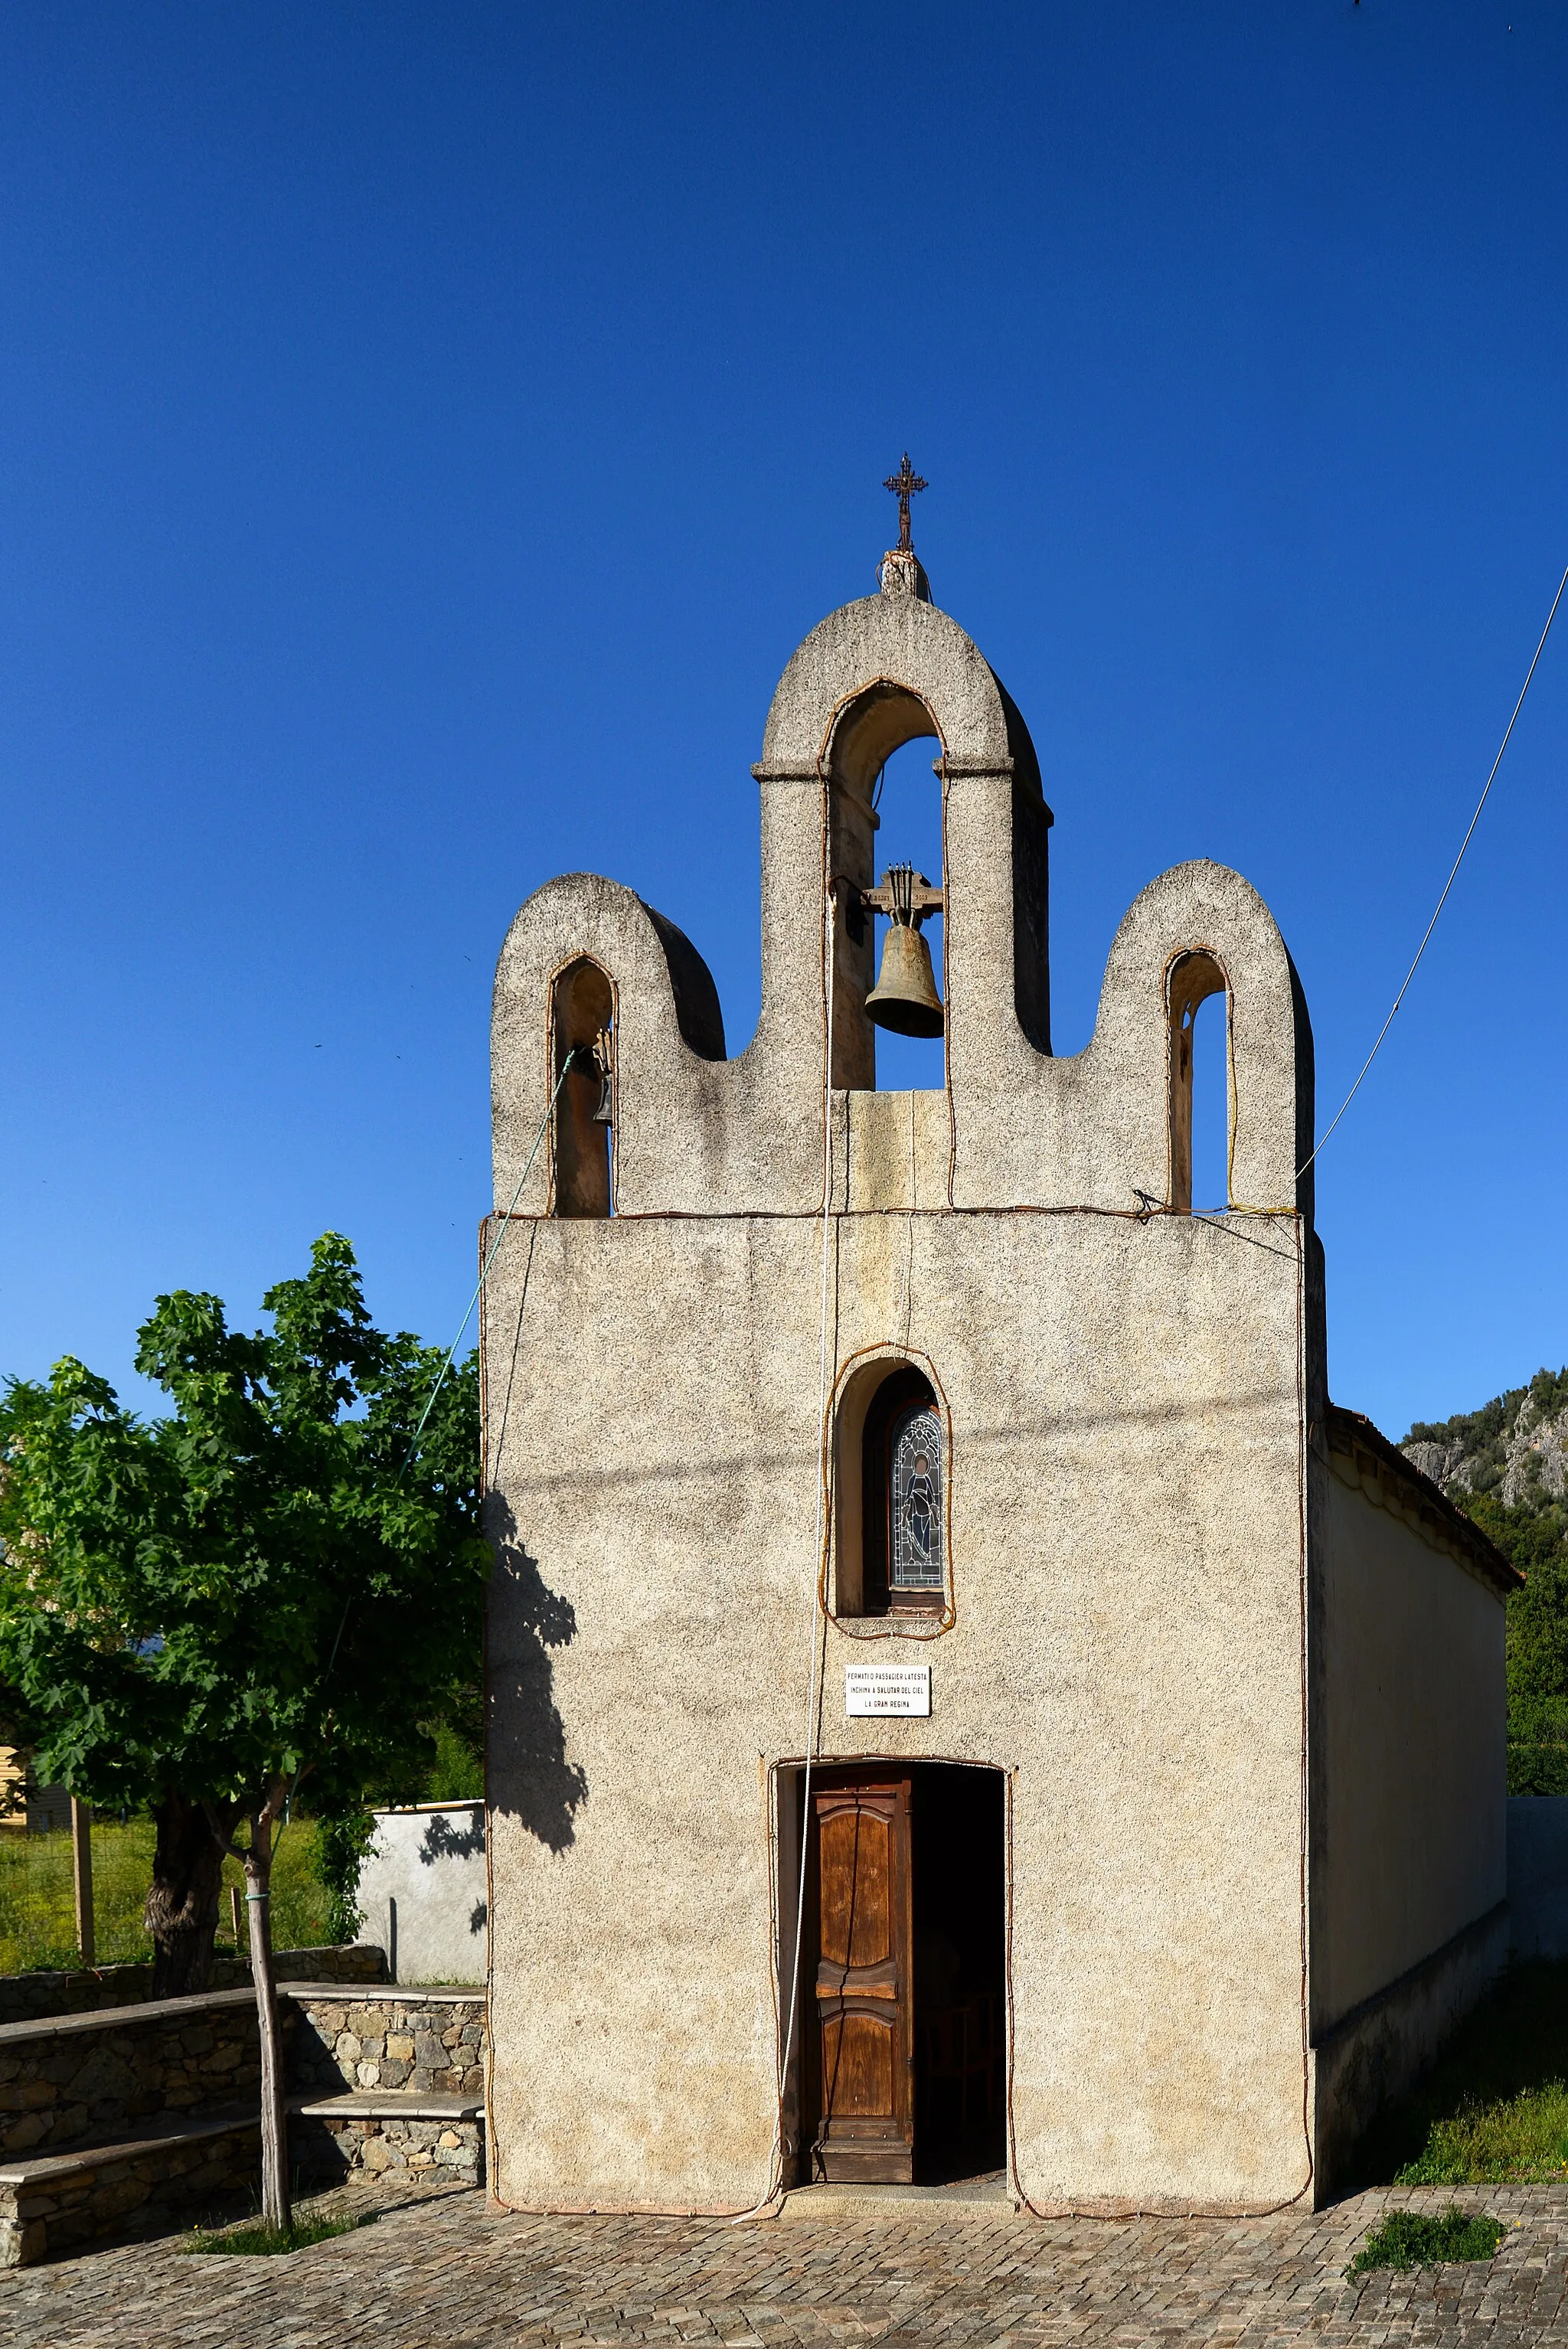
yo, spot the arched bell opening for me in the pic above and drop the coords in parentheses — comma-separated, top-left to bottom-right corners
(865, 740, 947, 1092)
(1167, 950, 1230, 1216)
(822, 681, 946, 1094)
(550, 956, 616, 1217)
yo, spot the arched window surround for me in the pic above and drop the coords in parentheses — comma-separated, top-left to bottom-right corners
(1165, 948, 1231, 1217)
(549, 954, 616, 1218)
(824, 1345, 956, 1636)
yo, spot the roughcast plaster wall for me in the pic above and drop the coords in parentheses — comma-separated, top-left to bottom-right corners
(484, 1204, 1312, 2213)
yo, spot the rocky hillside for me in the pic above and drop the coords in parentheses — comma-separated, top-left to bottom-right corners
(1403, 1367, 1568, 1531)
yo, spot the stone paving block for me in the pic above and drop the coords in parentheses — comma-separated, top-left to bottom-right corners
(5, 2181, 1563, 2347)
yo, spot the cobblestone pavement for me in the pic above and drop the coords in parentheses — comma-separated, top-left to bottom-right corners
(3, 2181, 1566, 2348)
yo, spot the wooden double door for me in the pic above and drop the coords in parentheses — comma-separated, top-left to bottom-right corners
(806, 1774, 916, 2184)
(802, 1765, 1007, 2186)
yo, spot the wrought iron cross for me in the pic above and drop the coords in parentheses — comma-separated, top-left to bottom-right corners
(883, 452, 927, 553)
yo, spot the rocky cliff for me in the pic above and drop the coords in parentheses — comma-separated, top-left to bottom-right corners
(1403, 1367, 1568, 1528)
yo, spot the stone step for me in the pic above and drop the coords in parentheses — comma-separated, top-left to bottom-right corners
(0, 2106, 257, 2268)
(0, 1984, 258, 2050)
(288, 2086, 485, 2189)
(283, 1981, 483, 2004)
(290, 2091, 482, 2121)
(0, 1978, 493, 2260)
(0, 1946, 386, 2029)
(782, 2172, 1016, 2220)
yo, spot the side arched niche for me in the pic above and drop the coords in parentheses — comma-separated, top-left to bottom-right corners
(829, 1349, 952, 1624)
(550, 955, 615, 1217)
(1166, 948, 1229, 1216)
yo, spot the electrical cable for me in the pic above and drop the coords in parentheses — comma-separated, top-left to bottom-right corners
(400, 1048, 582, 1472)
(729, 759, 839, 2226)
(1298, 558, 1568, 1182)
(903, 1086, 916, 1348)
(777, 799, 838, 2179)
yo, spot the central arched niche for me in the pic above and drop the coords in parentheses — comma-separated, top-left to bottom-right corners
(829, 1348, 951, 1624)
(750, 594, 1053, 1178)
(822, 680, 942, 1090)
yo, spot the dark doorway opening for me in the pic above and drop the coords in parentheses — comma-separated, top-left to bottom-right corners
(788, 1760, 1005, 2188)
(911, 1765, 1007, 2182)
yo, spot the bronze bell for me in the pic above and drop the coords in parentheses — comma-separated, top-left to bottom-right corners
(866, 864, 945, 1038)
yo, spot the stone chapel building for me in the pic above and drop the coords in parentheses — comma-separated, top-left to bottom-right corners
(481, 513, 1517, 2216)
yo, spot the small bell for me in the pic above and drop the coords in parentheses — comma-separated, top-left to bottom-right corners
(865, 864, 945, 1038)
(590, 1027, 615, 1125)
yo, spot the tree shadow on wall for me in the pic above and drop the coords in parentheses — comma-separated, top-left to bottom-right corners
(486, 1502, 588, 1855)
(420, 1810, 485, 1864)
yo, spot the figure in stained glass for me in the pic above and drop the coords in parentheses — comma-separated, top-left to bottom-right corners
(890, 1405, 943, 1590)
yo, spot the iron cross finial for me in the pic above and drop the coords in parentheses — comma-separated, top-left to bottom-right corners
(883, 452, 927, 553)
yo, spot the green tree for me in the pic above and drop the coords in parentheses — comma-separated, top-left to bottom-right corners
(1455, 1491, 1568, 1795)
(0, 1234, 488, 2230)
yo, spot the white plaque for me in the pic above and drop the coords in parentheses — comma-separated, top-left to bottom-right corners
(844, 1664, 931, 1718)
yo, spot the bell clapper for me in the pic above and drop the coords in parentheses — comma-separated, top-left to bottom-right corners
(590, 1026, 616, 1125)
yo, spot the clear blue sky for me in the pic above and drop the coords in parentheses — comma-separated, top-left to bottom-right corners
(2, 2, 1566, 1440)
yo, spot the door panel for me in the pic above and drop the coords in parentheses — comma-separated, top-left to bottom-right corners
(819, 1807, 892, 1972)
(822, 2011, 896, 2115)
(812, 1776, 913, 2183)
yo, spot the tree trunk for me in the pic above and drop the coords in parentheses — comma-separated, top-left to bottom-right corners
(146, 1790, 237, 1998)
(247, 1799, 292, 2236)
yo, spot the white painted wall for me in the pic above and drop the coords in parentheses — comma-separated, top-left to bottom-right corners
(356, 1802, 487, 1985)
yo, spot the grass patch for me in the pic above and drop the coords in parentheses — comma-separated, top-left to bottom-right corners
(185, 2208, 373, 2256)
(1348, 1959, 1568, 2188)
(1348, 2206, 1505, 2275)
(1396, 2079, 1568, 2185)
(0, 1817, 335, 1974)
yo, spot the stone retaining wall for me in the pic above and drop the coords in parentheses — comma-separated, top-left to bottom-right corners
(0, 1991, 287, 2160)
(0, 1978, 487, 2264)
(289, 1992, 487, 2099)
(0, 1944, 386, 2027)
(0, 2114, 257, 2268)
(292, 2109, 484, 2188)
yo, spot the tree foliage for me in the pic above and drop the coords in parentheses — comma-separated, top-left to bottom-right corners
(0, 1233, 485, 1824)
(1454, 1490, 1568, 1797)
(0, 1233, 488, 2225)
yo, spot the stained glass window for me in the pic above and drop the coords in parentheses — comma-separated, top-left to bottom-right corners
(890, 1404, 943, 1589)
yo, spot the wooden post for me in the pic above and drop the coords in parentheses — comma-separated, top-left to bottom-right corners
(230, 1882, 244, 1950)
(70, 1798, 94, 1969)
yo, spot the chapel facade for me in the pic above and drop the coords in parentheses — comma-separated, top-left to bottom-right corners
(481, 518, 1517, 2214)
